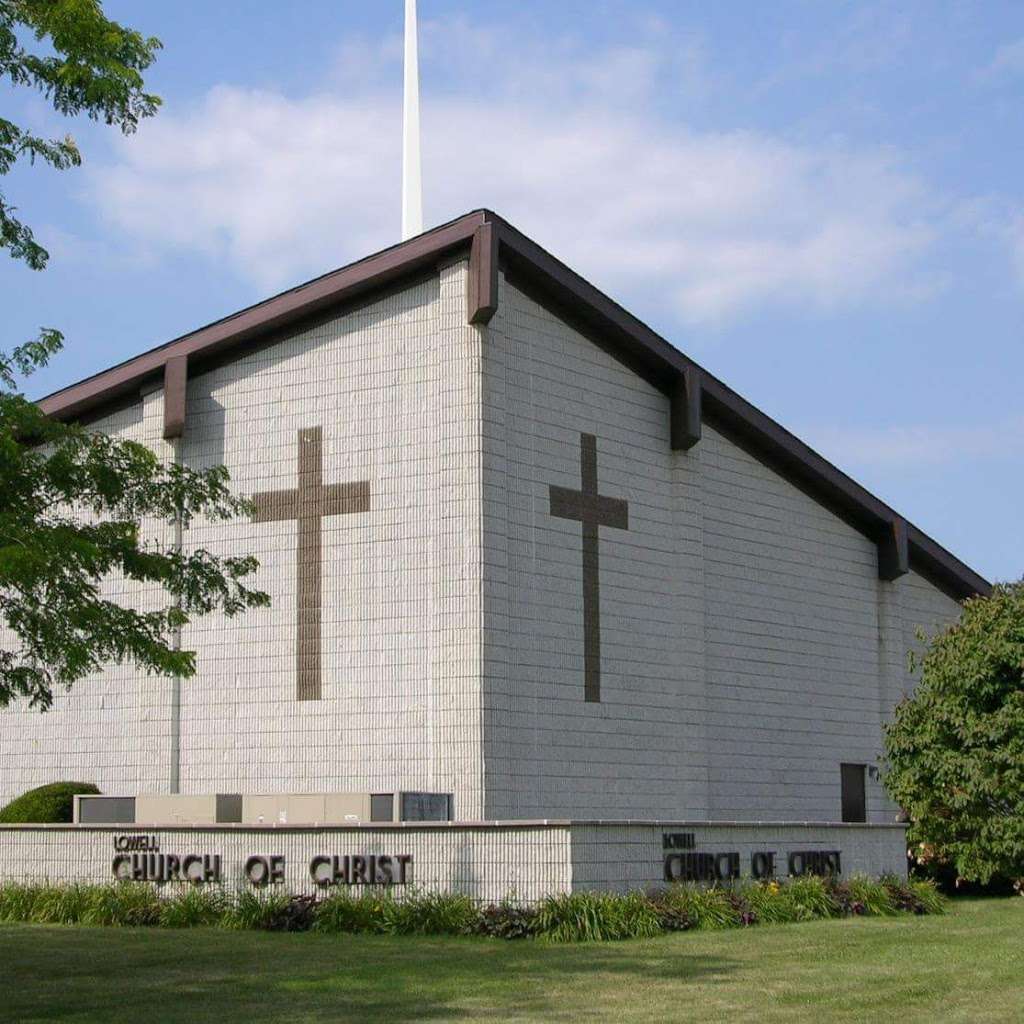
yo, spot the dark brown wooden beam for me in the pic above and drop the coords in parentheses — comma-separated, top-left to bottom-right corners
(467, 221, 499, 325)
(670, 368, 702, 451)
(39, 212, 486, 423)
(162, 355, 188, 440)
(878, 517, 909, 582)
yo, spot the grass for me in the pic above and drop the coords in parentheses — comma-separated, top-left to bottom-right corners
(0, 897, 1020, 1023)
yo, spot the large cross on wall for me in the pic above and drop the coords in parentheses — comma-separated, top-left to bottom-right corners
(549, 433, 630, 703)
(251, 427, 370, 701)
(249, 428, 627, 706)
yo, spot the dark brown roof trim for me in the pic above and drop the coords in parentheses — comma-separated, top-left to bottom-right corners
(468, 222, 499, 325)
(878, 518, 910, 582)
(670, 368, 702, 451)
(37, 208, 990, 602)
(485, 213, 990, 602)
(162, 355, 187, 440)
(39, 211, 489, 423)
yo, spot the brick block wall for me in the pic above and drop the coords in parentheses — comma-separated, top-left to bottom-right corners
(0, 819, 905, 900)
(0, 823, 573, 902)
(570, 822, 908, 891)
(480, 277, 708, 819)
(0, 261, 966, 828)
(176, 262, 485, 815)
(0, 262, 488, 817)
(0, 393, 175, 803)
(480, 275, 963, 823)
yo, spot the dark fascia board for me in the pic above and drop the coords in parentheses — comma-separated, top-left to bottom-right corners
(38, 211, 488, 423)
(484, 212, 991, 602)
(36, 207, 990, 602)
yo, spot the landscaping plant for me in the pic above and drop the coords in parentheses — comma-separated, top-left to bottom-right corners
(0, 874, 946, 940)
(534, 891, 663, 943)
(884, 580, 1024, 890)
(0, 782, 98, 823)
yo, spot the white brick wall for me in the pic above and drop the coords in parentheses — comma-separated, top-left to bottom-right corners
(0, 262, 966, 829)
(481, 275, 707, 820)
(0, 392, 176, 802)
(0, 819, 906, 900)
(176, 262, 486, 815)
(480, 275, 963, 823)
(0, 263, 487, 817)
(570, 822, 908, 891)
(700, 424, 913, 822)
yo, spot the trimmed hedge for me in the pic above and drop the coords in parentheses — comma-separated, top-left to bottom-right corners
(0, 782, 99, 824)
(0, 875, 945, 942)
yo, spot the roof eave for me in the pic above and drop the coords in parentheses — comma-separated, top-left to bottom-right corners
(34, 207, 991, 602)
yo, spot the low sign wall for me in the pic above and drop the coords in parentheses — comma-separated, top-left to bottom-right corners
(0, 820, 907, 903)
(571, 822, 908, 893)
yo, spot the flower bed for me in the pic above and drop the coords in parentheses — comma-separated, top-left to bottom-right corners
(0, 874, 944, 942)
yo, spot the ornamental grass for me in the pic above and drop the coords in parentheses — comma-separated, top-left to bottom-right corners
(534, 891, 663, 943)
(0, 874, 945, 941)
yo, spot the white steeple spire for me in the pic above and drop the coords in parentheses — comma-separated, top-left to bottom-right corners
(402, 0, 424, 240)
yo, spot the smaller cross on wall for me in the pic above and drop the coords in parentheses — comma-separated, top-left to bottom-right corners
(251, 427, 370, 701)
(549, 433, 630, 703)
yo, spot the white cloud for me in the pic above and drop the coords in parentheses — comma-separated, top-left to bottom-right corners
(806, 417, 1024, 469)
(1010, 214, 1024, 287)
(950, 197, 1024, 292)
(88, 19, 949, 326)
(984, 36, 1024, 79)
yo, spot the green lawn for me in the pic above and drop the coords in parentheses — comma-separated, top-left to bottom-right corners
(0, 898, 1021, 1023)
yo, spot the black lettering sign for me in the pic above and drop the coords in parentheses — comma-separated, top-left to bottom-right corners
(662, 833, 696, 850)
(309, 854, 412, 887)
(107, 846, 412, 888)
(751, 851, 777, 879)
(664, 851, 740, 883)
(245, 855, 286, 887)
(110, 852, 221, 884)
(113, 835, 160, 853)
(787, 850, 842, 878)
(661, 839, 842, 884)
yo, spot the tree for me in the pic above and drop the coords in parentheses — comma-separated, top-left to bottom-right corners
(884, 581, 1024, 888)
(0, 1, 268, 710)
(2, 0, 161, 272)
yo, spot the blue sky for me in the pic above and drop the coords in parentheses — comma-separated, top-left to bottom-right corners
(3, 0, 1021, 582)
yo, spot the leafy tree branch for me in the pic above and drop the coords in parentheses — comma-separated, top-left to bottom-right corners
(885, 581, 1024, 888)
(0, 2, 268, 711)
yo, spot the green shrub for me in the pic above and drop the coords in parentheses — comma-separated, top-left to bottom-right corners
(0, 782, 99, 824)
(909, 879, 947, 916)
(0, 882, 44, 922)
(223, 891, 316, 932)
(158, 886, 228, 928)
(80, 884, 162, 927)
(0, 874, 947, 940)
(879, 874, 920, 913)
(312, 890, 388, 934)
(740, 882, 802, 924)
(659, 885, 742, 930)
(644, 889, 692, 932)
(380, 890, 479, 937)
(222, 889, 288, 931)
(786, 877, 840, 920)
(535, 891, 662, 943)
(470, 900, 539, 940)
(29, 883, 91, 924)
(263, 894, 317, 932)
(841, 875, 897, 916)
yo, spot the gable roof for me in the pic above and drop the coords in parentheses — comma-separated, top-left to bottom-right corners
(37, 209, 990, 602)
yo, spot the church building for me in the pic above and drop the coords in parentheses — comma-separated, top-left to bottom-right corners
(0, 211, 990, 897)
